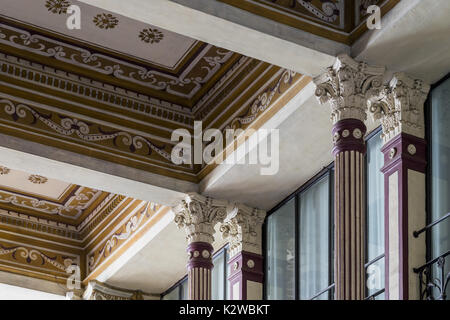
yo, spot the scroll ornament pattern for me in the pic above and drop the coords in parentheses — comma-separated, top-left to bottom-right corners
(0, 99, 173, 163)
(0, 243, 77, 272)
(0, 23, 234, 99)
(0, 187, 101, 219)
(88, 202, 159, 272)
(227, 69, 296, 129)
(268, 0, 341, 24)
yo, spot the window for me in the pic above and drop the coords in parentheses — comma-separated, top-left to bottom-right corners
(162, 246, 228, 300)
(365, 129, 385, 299)
(211, 249, 228, 300)
(265, 198, 296, 300)
(428, 75, 450, 298)
(265, 168, 334, 300)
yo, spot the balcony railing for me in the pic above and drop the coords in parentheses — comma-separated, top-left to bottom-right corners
(413, 212, 450, 300)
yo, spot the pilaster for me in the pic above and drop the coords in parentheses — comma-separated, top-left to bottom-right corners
(369, 73, 430, 300)
(220, 204, 266, 300)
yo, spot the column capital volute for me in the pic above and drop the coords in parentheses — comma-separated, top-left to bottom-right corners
(173, 192, 230, 245)
(314, 54, 385, 124)
(220, 203, 266, 258)
(368, 72, 431, 144)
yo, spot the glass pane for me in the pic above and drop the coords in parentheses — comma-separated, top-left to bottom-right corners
(180, 278, 188, 300)
(225, 249, 230, 300)
(367, 132, 385, 261)
(431, 77, 450, 298)
(298, 175, 330, 300)
(162, 286, 179, 300)
(366, 257, 385, 298)
(266, 198, 296, 300)
(212, 251, 225, 300)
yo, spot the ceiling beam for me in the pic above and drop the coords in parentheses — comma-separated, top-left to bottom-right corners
(0, 134, 195, 207)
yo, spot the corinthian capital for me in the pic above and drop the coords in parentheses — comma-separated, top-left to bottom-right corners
(220, 204, 266, 258)
(173, 193, 229, 244)
(368, 73, 430, 144)
(314, 54, 385, 124)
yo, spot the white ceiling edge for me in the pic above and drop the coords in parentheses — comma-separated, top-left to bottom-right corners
(0, 134, 195, 207)
(0, 270, 67, 299)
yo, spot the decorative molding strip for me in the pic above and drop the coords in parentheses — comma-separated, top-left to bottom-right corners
(87, 202, 161, 272)
(0, 23, 234, 100)
(226, 69, 296, 129)
(0, 186, 102, 220)
(0, 53, 193, 124)
(0, 98, 175, 163)
(0, 209, 80, 240)
(0, 238, 79, 276)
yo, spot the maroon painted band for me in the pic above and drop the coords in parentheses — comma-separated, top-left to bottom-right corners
(332, 119, 367, 156)
(187, 242, 214, 270)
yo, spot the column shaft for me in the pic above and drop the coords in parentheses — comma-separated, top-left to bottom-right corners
(333, 119, 366, 300)
(187, 242, 213, 300)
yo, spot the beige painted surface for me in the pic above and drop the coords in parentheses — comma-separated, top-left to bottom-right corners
(78, 0, 340, 77)
(388, 171, 399, 300)
(354, 0, 450, 84)
(247, 281, 263, 300)
(407, 170, 426, 300)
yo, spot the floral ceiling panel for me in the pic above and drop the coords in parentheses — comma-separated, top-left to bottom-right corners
(1, 0, 198, 71)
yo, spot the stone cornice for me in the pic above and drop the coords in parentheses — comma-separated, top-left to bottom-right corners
(220, 203, 266, 257)
(368, 72, 431, 144)
(314, 54, 385, 124)
(173, 193, 230, 244)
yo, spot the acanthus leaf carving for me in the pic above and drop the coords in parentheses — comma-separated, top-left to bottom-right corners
(173, 193, 229, 244)
(220, 204, 266, 257)
(314, 54, 385, 124)
(368, 72, 430, 143)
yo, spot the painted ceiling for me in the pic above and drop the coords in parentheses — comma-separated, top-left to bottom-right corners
(0, 165, 110, 225)
(0, 0, 241, 108)
(218, 0, 401, 44)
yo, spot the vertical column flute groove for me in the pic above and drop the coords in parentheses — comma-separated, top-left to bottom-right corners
(332, 120, 367, 300)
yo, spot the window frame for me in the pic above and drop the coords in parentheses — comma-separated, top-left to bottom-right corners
(364, 126, 386, 300)
(263, 164, 335, 300)
(425, 73, 450, 275)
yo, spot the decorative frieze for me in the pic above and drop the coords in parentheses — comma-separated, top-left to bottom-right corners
(368, 73, 431, 144)
(314, 54, 385, 124)
(220, 204, 266, 258)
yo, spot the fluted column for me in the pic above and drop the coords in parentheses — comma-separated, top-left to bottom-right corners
(220, 204, 266, 300)
(315, 54, 385, 300)
(173, 193, 229, 300)
(369, 73, 430, 300)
